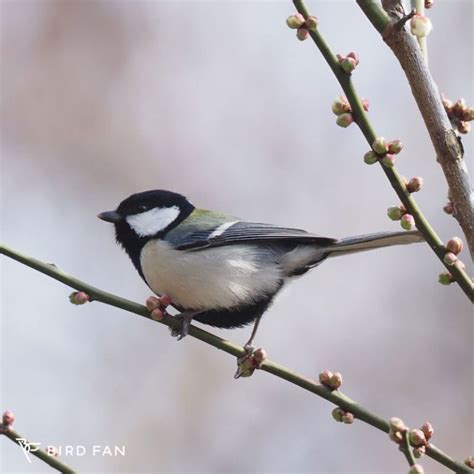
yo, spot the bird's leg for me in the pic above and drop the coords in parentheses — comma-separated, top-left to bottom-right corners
(234, 315, 264, 379)
(169, 311, 199, 341)
(243, 314, 262, 352)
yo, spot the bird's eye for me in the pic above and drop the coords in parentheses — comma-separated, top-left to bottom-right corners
(137, 205, 148, 213)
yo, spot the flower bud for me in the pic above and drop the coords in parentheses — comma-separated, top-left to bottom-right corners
(465, 457, 474, 469)
(336, 113, 353, 128)
(408, 465, 424, 474)
(387, 206, 404, 221)
(409, 429, 427, 447)
(286, 13, 305, 29)
(389, 429, 403, 443)
(364, 151, 379, 165)
(410, 13, 433, 38)
(438, 272, 453, 285)
(446, 237, 463, 255)
(372, 137, 388, 154)
(388, 139, 403, 154)
(453, 98, 467, 117)
(407, 177, 423, 193)
(346, 51, 359, 64)
(296, 27, 309, 41)
(331, 96, 351, 115)
(361, 98, 370, 111)
(332, 407, 344, 422)
(319, 369, 333, 386)
(389, 417, 407, 432)
(420, 422, 433, 440)
(69, 291, 90, 305)
(443, 202, 453, 214)
(443, 252, 458, 266)
(400, 214, 415, 231)
(413, 446, 426, 458)
(305, 16, 318, 31)
(329, 372, 343, 390)
(442, 96, 453, 114)
(252, 348, 267, 368)
(425, 0, 433, 8)
(146, 296, 161, 311)
(457, 121, 470, 134)
(341, 57, 357, 73)
(381, 154, 396, 168)
(2, 410, 14, 426)
(342, 412, 354, 424)
(151, 308, 165, 321)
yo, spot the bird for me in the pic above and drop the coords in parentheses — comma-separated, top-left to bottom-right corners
(98, 189, 423, 348)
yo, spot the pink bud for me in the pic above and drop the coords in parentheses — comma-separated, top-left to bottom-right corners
(146, 296, 161, 311)
(400, 214, 415, 231)
(252, 348, 267, 368)
(465, 457, 474, 469)
(443, 202, 454, 214)
(336, 113, 353, 128)
(453, 98, 467, 117)
(458, 121, 471, 134)
(388, 139, 403, 154)
(329, 372, 343, 390)
(410, 13, 433, 38)
(389, 417, 407, 433)
(361, 98, 370, 111)
(346, 51, 359, 64)
(420, 422, 433, 440)
(296, 28, 309, 41)
(159, 295, 172, 307)
(425, 0, 433, 8)
(286, 13, 305, 29)
(407, 177, 423, 193)
(151, 308, 165, 321)
(342, 412, 354, 424)
(409, 429, 427, 447)
(408, 465, 425, 474)
(2, 410, 14, 426)
(446, 237, 463, 255)
(331, 96, 351, 115)
(319, 369, 333, 386)
(305, 16, 318, 31)
(69, 291, 90, 305)
(381, 154, 396, 168)
(340, 57, 357, 73)
(413, 446, 426, 458)
(443, 252, 458, 266)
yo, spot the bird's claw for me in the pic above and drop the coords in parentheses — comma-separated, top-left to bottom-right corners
(234, 346, 267, 379)
(169, 311, 197, 341)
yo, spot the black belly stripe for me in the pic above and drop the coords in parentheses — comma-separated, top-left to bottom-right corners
(193, 294, 277, 329)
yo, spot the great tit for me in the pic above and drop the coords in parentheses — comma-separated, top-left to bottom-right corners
(98, 189, 423, 346)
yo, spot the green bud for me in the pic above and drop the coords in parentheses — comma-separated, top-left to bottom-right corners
(286, 13, 304, 29)
(372, 136, 388, 154)
(336, 113, 353, 128)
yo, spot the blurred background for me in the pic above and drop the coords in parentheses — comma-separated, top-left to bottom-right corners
(1, 1, 472, 473)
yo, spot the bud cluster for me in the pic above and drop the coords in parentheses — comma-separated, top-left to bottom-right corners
(386, 204, 416, 231)
(442, 95, 473, 135)
(336, 51, 360, 74)
(319, 369, 342, 390)
(363, 137, 403, 168)
(146, 295, 172, 321)
(331, 407, 354, 424)
(330, 96, 354, 128)
(235, 348, 267, 378)
(286, 13, 318, 41)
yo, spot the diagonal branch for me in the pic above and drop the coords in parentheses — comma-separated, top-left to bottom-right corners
(357, 0, 474, 259)
(292, 0, 474, 302)
(1, 243, 471, 473)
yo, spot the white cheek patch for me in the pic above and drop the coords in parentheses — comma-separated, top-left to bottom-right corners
(126, 206, 180, 237)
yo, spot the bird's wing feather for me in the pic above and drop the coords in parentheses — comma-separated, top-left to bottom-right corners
(168, 221, 337, 250)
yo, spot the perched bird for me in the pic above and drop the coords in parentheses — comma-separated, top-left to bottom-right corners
(98, 189, 422, 347)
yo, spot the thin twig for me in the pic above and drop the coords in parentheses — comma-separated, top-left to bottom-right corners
(357, 0, 474, 259)
(292, 0, 474, 302)
(412, 0, 428, 61)
(1, 425, 76, 473)
(0, 243, 471, 473)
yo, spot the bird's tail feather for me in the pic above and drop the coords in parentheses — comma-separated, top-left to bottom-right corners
(327, 230, 424, 257)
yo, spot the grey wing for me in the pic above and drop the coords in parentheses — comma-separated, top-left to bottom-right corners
(169, 221, 337, 251)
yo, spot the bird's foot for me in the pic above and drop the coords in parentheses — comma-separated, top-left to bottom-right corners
(169, 311, 198, 341)
(145, 294, 172, 321)
(234, 346, 267, 379)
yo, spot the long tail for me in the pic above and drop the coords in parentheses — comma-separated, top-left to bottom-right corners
(327, 230, 424, 257)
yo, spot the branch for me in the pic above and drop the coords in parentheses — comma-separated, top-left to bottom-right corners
(1, 424, 76, 473)
(1, 243, 472, 473)
(357, 0, 474, 259)
(291, 0, 474, 302)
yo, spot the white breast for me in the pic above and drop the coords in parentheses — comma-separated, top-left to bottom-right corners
(140, 240, 283, 310)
